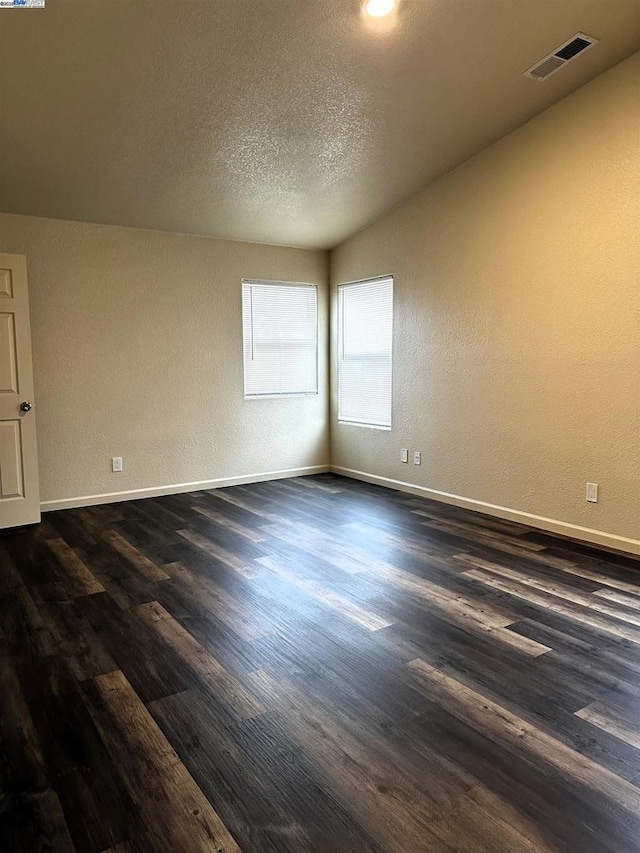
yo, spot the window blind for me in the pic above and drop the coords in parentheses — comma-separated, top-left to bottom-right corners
(338, 276, 393, 428)
(242, 281, 318, 398)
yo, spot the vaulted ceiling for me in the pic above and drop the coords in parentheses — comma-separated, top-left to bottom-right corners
(1, 0, 638, 249)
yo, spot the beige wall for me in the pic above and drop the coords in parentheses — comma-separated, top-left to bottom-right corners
(0, 214, 329, 504)
(331, 52, 640, 546)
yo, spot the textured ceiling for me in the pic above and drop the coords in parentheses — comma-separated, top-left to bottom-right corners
(1, 0, 639, 249)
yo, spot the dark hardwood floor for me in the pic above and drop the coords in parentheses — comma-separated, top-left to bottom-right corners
(2, 474, 640, 852)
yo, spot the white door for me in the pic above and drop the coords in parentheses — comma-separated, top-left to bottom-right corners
(0, 253, 40, 528)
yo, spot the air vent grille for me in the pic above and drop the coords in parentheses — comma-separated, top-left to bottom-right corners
(529, 56, 565, 80)
(555, 36, 592, 61)
(524, 32, 597, 81)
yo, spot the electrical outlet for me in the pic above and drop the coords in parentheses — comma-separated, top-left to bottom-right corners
(586, 482, 598, 503)
(112, 456, 123, 473)
(413, 451, 421, 466)
(400, 448, 408, 463)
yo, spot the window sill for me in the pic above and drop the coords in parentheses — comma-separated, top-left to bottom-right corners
(245, 392, 318, 400)
(337, 420, 391, 431)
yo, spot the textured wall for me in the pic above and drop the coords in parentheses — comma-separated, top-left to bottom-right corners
(0, 214, 329, 503)
(331, 52, 640, 543)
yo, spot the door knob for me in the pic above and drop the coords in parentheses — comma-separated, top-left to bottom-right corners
(19, 401, 33, 413)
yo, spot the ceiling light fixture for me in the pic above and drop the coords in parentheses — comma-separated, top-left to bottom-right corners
(363, 0, 395, 18)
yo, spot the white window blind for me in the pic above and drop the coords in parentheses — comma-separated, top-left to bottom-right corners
(242, 280, 318, 398)
(338, 276, 393, 428)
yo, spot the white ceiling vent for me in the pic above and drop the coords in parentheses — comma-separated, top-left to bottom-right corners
(524, 33, 597, 81)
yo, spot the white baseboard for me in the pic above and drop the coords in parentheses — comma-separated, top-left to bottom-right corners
(40, 462, 640, 558)
(331, 466, 640, 558)
(40, 465, 330, 512)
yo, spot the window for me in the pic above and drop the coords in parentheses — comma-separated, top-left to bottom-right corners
(242, 280, 318, 398)
(338, 276, 393, 428)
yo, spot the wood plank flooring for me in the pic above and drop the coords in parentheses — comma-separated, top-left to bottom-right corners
(2, 473, 640, 852)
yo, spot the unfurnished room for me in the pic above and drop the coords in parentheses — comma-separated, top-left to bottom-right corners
(0, 1, 639, 851)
